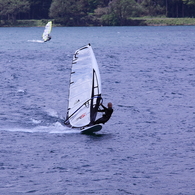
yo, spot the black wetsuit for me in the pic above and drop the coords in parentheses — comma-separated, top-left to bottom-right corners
(44, 35, 51, 42)
(94, 104, 113, 124)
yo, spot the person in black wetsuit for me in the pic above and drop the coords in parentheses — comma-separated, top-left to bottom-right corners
(45, 34, 51, 42)
(94, 102, 113, 125)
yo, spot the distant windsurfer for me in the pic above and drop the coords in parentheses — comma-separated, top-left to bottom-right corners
(94, 102, 113, 125)
(44, 34, 51, 42)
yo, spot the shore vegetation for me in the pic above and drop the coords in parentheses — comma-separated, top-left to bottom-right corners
(1, 0, 195, 27)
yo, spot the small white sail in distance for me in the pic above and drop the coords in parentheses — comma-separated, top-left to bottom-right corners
(42, 21, 52, 42)
(65, 44, 102, 128)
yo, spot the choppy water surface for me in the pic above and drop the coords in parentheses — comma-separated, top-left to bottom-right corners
(0, 26, 195, 194)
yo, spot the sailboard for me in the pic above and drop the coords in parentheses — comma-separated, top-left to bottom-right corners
(65, 44, 102, 134)
(42, 21, 52, 42)
(81, 124, 102, 134)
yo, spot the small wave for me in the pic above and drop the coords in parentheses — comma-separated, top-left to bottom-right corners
(44, 108, 59, 118)
(31, 119, 42, 124)
(16, 89, 27, 95)
(118, 105, 133, 108)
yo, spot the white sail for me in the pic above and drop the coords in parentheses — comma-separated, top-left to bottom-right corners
(42, 21, 52, 42)
(66, 44, 102, 128)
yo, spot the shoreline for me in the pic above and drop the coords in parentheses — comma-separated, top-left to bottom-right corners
(1, 17, 195, 27)
(132, 17, 195, 26)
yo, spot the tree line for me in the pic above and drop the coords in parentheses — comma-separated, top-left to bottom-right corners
(1, 0, 195, 26)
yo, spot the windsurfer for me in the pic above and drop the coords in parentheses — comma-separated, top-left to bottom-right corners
(45, 34, 51, 42)
(94, 102, 113, 125)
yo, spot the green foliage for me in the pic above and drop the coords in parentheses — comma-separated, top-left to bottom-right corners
(1, 0, 195, 26)
(0, 0, 30, 23)
(28, 0, 52, 19)
(101, 0, 144, 25)
(183, 0, 195, 5)
(101, 13, 119, 26)
(140, 0, 166, 16)
(49, 0, 90, 25)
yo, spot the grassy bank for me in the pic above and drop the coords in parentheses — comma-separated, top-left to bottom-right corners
(1, 17, 195, 27)
(131, 17, 195, 26)
(0, 19, 53, 27)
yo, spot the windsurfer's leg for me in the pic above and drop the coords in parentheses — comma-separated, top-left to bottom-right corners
(94, 118, 102, 124)
(94, 117, 107, 125)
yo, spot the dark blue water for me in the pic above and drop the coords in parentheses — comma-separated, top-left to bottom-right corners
(1, 26, 195, 194)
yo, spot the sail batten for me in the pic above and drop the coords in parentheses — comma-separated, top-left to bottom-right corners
(66, 44, 101, 128)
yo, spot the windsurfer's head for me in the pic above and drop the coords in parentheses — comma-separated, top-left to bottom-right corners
(108, 102, 112, 108)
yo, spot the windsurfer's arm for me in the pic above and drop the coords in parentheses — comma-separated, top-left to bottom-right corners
(100, 104, 107, 109)
(98, 104, 107, 112)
